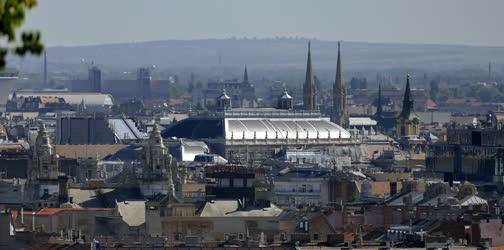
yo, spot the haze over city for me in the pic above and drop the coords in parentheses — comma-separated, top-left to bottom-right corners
(2, 1, 504, 249)
(24, 0, 504, 47)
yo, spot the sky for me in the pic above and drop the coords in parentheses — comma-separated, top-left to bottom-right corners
(23, 0, 504, 47)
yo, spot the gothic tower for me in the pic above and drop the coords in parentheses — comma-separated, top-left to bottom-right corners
(332, 41, 349, 128)
(396, 74, 420, 138)
(243, 65, 249, 83)
(303, 41, 317, 111)
(399, 74, 414, 120)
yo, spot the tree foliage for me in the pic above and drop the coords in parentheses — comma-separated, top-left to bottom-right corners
(0, 0, 43, 69)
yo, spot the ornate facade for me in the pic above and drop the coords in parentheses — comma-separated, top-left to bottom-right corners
(27, 123, 67, 208)
(140, 125, 178, 198)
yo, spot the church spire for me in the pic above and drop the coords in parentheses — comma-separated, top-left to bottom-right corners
(400, 74, 414, 119)
(303, 41, 317, 111)
(243, 65, 249, 83)
(332, 41, 348, 127)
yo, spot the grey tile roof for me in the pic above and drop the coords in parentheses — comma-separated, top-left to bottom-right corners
(200, 200, 283, 217)
(116, 200, 146, 226)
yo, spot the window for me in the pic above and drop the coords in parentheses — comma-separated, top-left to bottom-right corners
(224, 233, 230, 241)
(313, 234, 319, 240)
(175, 233, 183, 240)
(281, 233, 287, 241)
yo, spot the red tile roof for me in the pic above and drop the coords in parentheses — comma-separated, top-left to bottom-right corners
(18, 207, 113, 216)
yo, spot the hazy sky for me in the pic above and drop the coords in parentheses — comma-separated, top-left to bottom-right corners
(23, 0, 504, 47)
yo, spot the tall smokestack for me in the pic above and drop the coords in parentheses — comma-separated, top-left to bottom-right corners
(43, 51, 47, 87)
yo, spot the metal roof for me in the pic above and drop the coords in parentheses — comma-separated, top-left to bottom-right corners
(225, 117, 350, 140)
(349, 117, 378, 126)
(108, 118, 148, 140)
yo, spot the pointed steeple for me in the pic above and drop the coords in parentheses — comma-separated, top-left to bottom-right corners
(375, 84, 383, 117)
(332, 41, 348, 128)
(243, 65, 249, 83)
(303, 41, 316, 111)
(399, 74, 414, 119)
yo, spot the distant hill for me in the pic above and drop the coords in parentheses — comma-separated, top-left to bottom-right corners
(9, 39, 504, 73)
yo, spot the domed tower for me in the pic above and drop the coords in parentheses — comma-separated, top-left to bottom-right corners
(27, 123, 62, 206)
(141, 125, 177, 198)
(216, 89, 231, 110)
(277, 88, 293, 110)
(144, 125, 170, 178)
